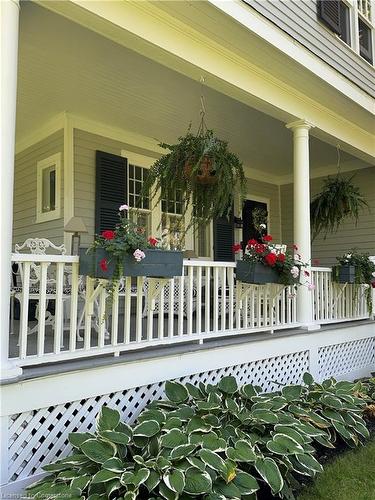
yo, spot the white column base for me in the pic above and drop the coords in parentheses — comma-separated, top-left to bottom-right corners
(302, 323, 321, 332)
(1, 362, 22, 382)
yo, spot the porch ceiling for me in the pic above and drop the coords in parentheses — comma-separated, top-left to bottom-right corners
(16, 2, 372, 181)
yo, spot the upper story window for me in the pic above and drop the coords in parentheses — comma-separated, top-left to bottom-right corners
(317, 0, 374, 65)
(36, 153, 61, 223)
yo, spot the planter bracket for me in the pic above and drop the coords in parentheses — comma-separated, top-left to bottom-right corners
(146, 278, 171, 311)
(236, 282, 286, 309)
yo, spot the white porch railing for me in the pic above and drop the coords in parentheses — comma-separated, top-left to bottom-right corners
(311, 267, 370, 323)
(9, 256, 370, 367)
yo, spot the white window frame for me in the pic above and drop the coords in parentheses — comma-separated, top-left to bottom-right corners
(244, 194, 271, 235)
(332, 0, 375, 66)
(36, 153, 61, 223)
(121, 150, 160, 238)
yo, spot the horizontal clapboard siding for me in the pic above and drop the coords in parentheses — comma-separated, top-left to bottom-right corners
(280, 167, 375, 266)
(13, 131, 64, 246)
(243, 0, 375, 97)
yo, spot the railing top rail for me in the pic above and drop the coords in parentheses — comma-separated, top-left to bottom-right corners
(11, 254, 79, 263)
(183, 259, 236, 268)
(311, 266, 332, 272)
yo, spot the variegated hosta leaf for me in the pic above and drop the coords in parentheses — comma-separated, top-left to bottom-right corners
(266, 433, 304, 455)
(161, 428, 188, 448)
(99, 430, 131, 445)
(303, 372, 314, 386)
(233, 471, 259, 495)
(133, 420, 160, 438)
(251, 409, 279, 424)
(255, 457, 284, 495)
(165, 381, 189, 403)
(163, 469, 185, 493)
(96, 406, 120, 433)
(296, 453, 323, 474)
(218, 376, 238, 394)
(69, 432, 93, 449)
(102, 457, 124, 473)
(184, 468, 212, 495)
(198, 449, 226, 474)
(138, 409, 166, 425)
(226, 440, 257, 462)
(80, 439, 117, 464)
(120, 468, 150, 487)
(91, 470, 119, 484)
(169, 443, 196, 461)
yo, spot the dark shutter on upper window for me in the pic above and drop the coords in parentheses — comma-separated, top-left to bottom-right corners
(213, 214, 234, 262)
(359, 18, 373, 63)
(317, 0, 341, 34)
(95, 150, 127, 234)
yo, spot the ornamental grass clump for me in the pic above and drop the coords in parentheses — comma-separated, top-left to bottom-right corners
(27, 375, 371, 499)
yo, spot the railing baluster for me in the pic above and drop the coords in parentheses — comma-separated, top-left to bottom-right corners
(196, 267, 202, 335)
(136, 277, 143, 343)
(123, 277, 132, 344)
(37, 262, 48, 357)
(111, 284, 119, 346)
(205, 267, 211, 332)
(178, 276, 184, 337)
(69, 262, 79, 352)
(19, 262, 30, 359)
(213, 267, 219, 333)
(168, 278, 175, 339)
(84, 276, 93, 350)
(53, 262, 64, 354)
(228, 267, 234, 331)
(158, 282, 165, 340)
(187, 267, 193, 336)
(220, 267, 226, 331)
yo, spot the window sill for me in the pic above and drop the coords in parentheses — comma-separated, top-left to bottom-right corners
(36, 209, 61, 224)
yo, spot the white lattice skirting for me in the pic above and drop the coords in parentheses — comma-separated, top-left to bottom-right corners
(1, 323, 374, 494)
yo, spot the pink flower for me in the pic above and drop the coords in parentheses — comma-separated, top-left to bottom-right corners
(292, 244, 298, 250)
(304, 270, 310, 277)
(307, 283, 315, 291)
(133, 249, 146, 262)
(119, 204, 129, 211)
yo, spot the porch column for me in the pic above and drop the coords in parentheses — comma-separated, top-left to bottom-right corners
(286, 120, 317, 330)
(0, 0, 22, 379)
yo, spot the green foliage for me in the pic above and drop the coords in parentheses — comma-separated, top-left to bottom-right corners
(142, 129, 245, 231)
(28, 375, 370, 499)
(332, 250, 375, 313)
(310, 175, 368, 240)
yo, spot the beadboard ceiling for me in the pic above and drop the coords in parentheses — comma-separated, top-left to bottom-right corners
(16, 2, 371, 179)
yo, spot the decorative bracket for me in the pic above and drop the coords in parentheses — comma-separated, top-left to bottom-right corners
(236, 281, 287, 309)
(146, 278, 171, 311)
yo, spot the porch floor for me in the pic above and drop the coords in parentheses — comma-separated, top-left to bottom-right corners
(7, 319, 374, 384)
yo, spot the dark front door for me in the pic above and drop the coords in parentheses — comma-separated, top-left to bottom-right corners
(242, 199, 268, 247)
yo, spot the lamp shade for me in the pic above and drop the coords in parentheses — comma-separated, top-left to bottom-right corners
(64, 216, 88, 233)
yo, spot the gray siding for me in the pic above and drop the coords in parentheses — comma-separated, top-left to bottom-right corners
(280, 167, 375, 266)
(245, 178, 281, 243)
(244, 0, 375, 97)
(13, 131, 64, 246)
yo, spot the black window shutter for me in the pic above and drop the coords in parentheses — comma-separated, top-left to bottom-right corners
(317, 0, 341, 34)
(213, 215, 234, 262)
(95, 150, 127, 234)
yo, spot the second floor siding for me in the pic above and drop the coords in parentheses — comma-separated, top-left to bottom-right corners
(243, 0, 375, 97)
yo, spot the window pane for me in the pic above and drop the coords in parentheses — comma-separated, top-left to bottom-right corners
(42, 165, 56, 213)
(359, 18, 373, 63)
(339, 2, 350, 45)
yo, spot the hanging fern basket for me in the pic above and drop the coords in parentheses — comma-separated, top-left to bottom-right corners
(183, 156, 217, 185)
(310, 174, 368, 240)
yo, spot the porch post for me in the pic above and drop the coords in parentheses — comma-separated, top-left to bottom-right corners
(0, 0, 22, 379)
(286, 120, 318, 330)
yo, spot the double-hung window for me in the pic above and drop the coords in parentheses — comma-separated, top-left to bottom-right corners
(317, 0, 374, 65)
(36, 153, 61, 223)
(161, 189, 184, 250)
(128, 163, 151, 234)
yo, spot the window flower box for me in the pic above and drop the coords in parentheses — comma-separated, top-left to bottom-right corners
(79, 248, 183, 279)
(236, 261, 280, 284)
(332, 264, 356, 284)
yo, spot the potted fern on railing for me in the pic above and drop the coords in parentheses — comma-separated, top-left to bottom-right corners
(79, 205, 183, 282)
(332, 250, 375, 313)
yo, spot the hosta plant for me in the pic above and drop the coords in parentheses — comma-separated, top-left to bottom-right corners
(27, 375, 370, 499)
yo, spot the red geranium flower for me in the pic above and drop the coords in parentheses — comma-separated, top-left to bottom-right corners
(277, 253, 286, 263)
(247, 239, 258, 247)
(263, 234, 273, 242)
(264, 253, 277, 266)
(255, 243, 266, 254)
(304, 270, 310, 277)
(99, 258, 108, 272)
(232, 243, 242, 254)
(101, 230, 115, 240)
(148, 236, 158, 247)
